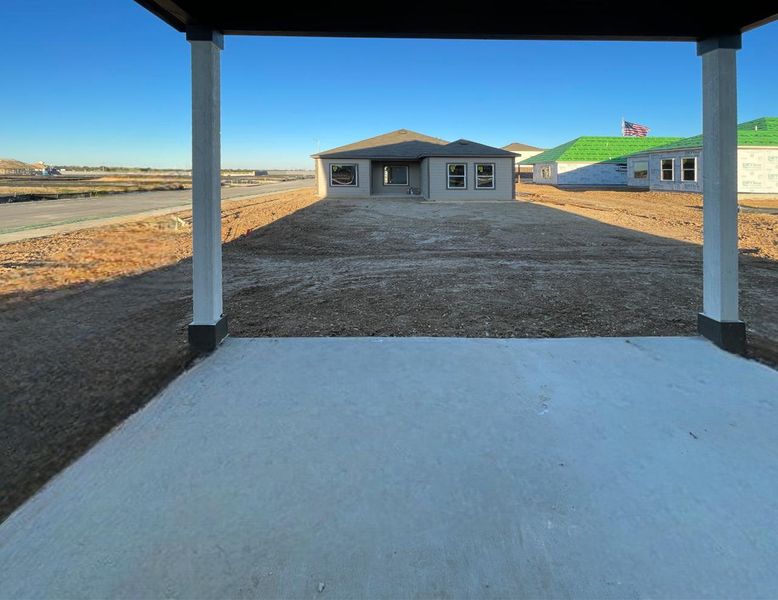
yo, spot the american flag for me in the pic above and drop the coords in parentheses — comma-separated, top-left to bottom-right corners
(622, 120, 650, 137)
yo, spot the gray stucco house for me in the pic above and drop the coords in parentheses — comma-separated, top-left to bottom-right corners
(313, 129, 516, 201)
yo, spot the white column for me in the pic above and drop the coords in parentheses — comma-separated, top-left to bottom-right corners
(187, 28, 226, 350)
(697, 35, 745, 353)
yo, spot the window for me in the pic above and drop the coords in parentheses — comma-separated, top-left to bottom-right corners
(475, 163, 495, 189)
(682, 157, 697, 182)
(661, 158, 674, 181)
(615, 163, 628, 173)
(330, 164, 358, 186)
(632, 160, 649, 179)
(383, 165, 408, 186)
(447, 163, 467, 189)
(540, 166, 552, 179)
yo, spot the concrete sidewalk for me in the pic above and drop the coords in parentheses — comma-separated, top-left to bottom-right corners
(1, 336, 777, 598)
(0, 179, 313, 243)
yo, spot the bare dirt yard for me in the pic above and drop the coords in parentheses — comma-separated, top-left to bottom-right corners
(1, 184, 777, 521)
(520, 184, 778, 261)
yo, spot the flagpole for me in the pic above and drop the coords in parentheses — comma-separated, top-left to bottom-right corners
(621, 116, 625, 137)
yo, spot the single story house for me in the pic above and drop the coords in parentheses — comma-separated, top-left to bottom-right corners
(313, 129, 516, 201)
(502, 142, 544, 174)
(519, 136, 681, 186)
(626, 117, 778, 193)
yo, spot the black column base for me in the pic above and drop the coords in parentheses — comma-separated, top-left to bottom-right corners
(188, 315, 228, 353)
(697, 313, 746, 355)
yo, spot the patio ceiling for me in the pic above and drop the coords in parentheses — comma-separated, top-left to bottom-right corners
(135, 1, 777, 41)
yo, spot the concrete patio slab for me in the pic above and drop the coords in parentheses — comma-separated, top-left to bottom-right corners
(1, 336, 777, 599)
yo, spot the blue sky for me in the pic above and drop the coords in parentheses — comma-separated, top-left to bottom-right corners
(3, 1, 777, 169)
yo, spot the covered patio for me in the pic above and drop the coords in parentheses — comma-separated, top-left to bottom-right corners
(2, 2, 777, 598)
(370, 160, 422, 197)
(163, 3, 778, 355)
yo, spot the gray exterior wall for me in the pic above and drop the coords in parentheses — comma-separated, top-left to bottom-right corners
(317, 155, 517, 200)
(420, 158, 430, 198)
(627, 147, 778, 194)
(631, 149, 704, 193)
(532, 163, 558, 185)
(426, 157, 514, 201)
(316, 158, 371, 198)
(532, 161, 627, 186)
(556, 161, 628, 186)
(370, 161, 421, 196)
(626, 155, 651, 188)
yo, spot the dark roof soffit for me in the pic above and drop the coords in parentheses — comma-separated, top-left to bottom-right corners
(133, 2, 777, 40)
(134, 0, 190, 31)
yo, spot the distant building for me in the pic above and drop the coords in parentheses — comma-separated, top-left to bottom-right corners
(0, 158, 43, 176)
(31, 161, 46, 174)
(312, 129, 516, 201)
(519, 137, 681, 186)
(501, 143, 544, 175)
(627, 117, 778, 194)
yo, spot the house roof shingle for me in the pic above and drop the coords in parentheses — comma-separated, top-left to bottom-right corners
(314, 130, 514, 160)
(502, 142, 544, 152)
(313, 129, 448, 159)
(426, 139, 516, 158)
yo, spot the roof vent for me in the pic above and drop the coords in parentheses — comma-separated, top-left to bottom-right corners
(399, 129, 408, 134)
(458, 140, 469, 145)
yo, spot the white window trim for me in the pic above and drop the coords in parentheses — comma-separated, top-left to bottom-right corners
(660, 158, 675, 181)
(383, 165, 409, 186)
(446, 162, 467, 190)
(329, 163, 358, 187)
(475, 163, 496, 190)
(681, 156, 697, 182)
